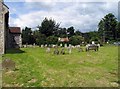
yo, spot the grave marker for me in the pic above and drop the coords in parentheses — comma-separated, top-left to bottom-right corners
(2, 59, 15, 70)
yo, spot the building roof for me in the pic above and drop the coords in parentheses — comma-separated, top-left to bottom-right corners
(58, 37, 69, 42)
(9, 27, 21, 34)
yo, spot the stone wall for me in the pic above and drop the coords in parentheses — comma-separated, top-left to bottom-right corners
(0, 2, 4, 54)
(0, 1, 9, 54)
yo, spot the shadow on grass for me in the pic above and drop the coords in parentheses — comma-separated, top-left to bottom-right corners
(5, 48, 25, 54)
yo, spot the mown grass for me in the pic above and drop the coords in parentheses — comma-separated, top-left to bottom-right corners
(1, 45, 119, 87)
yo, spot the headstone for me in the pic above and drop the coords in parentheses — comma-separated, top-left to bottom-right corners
(54, 48, 59, 55)
(69, 44, 71, 47)
(68, 47, 72, 54)
(33, 43, 35, 48)
(78, 47, 83, 52)
(97, 43, 100, 48)
(52, 44, 56, 48)
(45, 44, 47, 47)
(92, 41, 95, 44)
(61, 48, 65, 54)
(2, 59, 15, 70)
(41, 45, 44, 48)
(60, 43, 62, 47)
(46, 47, 50, 53)
(64, 44, 67, 48)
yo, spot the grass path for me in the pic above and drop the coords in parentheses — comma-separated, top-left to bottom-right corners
(2, 45, 118, 87)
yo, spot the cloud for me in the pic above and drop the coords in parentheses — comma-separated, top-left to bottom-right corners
(6, 1, 118, 32)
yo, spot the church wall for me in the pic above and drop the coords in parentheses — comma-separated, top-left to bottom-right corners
(0, 2, 5, 54)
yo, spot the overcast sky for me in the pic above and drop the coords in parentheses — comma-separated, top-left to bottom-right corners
(4, 0, 119, 32)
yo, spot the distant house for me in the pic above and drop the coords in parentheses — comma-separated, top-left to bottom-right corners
(8, 27, 22, 48)
(58, 37, 69, 42)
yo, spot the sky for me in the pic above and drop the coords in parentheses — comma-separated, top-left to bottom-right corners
(4, 0, 119, 32)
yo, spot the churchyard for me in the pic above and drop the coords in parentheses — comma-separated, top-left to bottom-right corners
(1, 44, 118, 87)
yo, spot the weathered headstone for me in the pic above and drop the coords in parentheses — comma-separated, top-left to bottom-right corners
(46, 47, 50, 53)
(78, 47, 83, 52)
(64, 44, 67, 48)
(45, 44, 47, 47)
(92, 41, 95, 44)
(68, 47, 72, 54)
(69, 44, 71, 47)
(61, 48, 65, 54)
(54, 48, 59, 55)
(2, 59, 15, 70)
(60, 43, 63, 47)
(41, 45, 44, 48)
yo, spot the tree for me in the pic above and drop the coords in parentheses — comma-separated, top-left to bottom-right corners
(22, 27, 35, 44)
(98, 19, 105, 43)
(36, 33, 46, 46)
(46, 36, 58, 44)
(69, 36, 84, 45)
(39, 18, 60, 37)
(75, 30, 82, 36)
(98, 13, 118, 42)
(67, 26, 75, 37)
(57, 28, 67, 37)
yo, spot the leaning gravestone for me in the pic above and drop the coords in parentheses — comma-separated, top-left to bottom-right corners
(2, 59, 15, 70)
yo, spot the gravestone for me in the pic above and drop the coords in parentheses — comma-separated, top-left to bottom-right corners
(46, 47, 50, 53)
(61, 48, 65, 54)
(68, 47, 72, 54)
(69, 44, 71, 47)
(78, 47, 83, 52)
(2, 59, 15, 70)
(45, 44, 47, 47)
(41, 45, 44, 48)
(60, 43, 63, 47)
(92, 41, 95, 44)
(54, 48, 59, 55)
(64, 44, 67, 48)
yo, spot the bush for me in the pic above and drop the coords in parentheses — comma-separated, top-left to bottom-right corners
(69, 36, 84, 46)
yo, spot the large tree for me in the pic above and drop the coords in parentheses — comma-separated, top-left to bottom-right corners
(22, 27, 35, 44)
(67, 26, 75, 37)
(69, 36, 84, 45)
(39, 18, 60, 37)
(98, 13, 118, 42)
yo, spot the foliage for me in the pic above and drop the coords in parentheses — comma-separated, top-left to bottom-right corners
(98, 13, 118, 43)
(67, 26, 75, 37)
(69, 36, 84, 45)
(38, 18, 60, 37)
(35, 33, 46, 45)
(22, 27, 35, 44)
(75, 30, 82, 36)
(46, 36, 58, 44)
(22, 13, 119, 45)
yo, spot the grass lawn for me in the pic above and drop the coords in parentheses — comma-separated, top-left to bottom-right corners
(1, 45, 119, 87)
